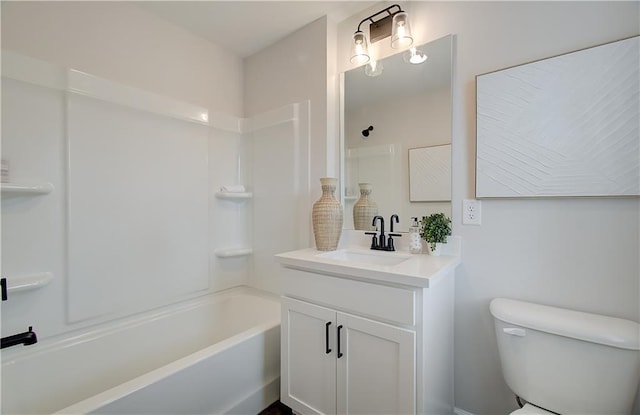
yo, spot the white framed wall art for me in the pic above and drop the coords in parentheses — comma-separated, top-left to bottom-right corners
(476, 36, 639, 198)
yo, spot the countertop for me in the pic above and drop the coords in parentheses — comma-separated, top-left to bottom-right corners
(275, 237, 461, 288)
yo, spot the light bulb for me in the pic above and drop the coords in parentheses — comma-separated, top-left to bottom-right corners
(391, 12, 413, 49)
(350, 31, 370, 65)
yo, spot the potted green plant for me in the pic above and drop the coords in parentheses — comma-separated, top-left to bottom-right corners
(420, 213, 451, 255)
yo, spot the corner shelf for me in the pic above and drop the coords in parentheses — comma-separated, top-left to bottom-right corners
(215, 248, 253, 258)
(215, 192, 252, 200)
(5, 272, 53, 294)
(1, 182, 54, 195)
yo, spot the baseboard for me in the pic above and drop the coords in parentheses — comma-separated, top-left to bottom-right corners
(225, 376, 280, 414)
(454, 407, 475, 415)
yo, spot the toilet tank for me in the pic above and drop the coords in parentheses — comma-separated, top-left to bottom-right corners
(490, 298, 640, 415)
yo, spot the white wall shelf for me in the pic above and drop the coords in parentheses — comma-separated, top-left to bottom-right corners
(215, 192, 252, 200)
(214, 248, 253, 258)
(1, 182, 54, 195)
(5, 272, 54, 294)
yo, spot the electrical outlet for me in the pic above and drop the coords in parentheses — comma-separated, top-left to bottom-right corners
(462, 199, 482, 225)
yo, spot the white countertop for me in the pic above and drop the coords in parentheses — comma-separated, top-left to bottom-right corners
(275, 237, 461, 288)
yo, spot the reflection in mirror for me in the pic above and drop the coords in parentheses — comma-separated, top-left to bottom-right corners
(409, 144, 451, 202)
(341, 35, 453, 232)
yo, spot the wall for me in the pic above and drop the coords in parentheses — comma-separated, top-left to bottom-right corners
(1, 2, 248, 338)
(244, 16, 330, 254)
(1, 1, 243, 116)
(337, 2, 639, 414)
(247, 103, 311, 294)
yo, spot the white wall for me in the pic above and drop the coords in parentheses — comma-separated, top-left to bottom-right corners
(1, 1, 243, 116)
(247, 103, 311, 294)
(338, 2, 639, 414)
(1, 2, 248, 338)
(244, 16, 330, 250)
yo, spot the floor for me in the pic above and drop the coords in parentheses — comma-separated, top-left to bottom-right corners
(258, 400, 292, 415)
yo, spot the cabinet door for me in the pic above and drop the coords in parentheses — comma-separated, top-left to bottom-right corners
(336, 313, 416, 415)
(281, 297, 337, 415)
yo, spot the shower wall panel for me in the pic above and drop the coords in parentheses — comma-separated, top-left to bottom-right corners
(249, 102, 310, 294)
(208, 126, 252, 292)
(67, 94, 209, 322)
(1, 78, 67, 339)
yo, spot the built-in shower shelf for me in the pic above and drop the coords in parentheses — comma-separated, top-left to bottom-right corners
(5, 272, 53, 294)
(1, 182, 54, 195)
(215, 248, 253, 258)
(215, 192, 252, 200)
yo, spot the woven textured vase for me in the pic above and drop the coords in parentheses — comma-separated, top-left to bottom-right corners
(353, 183, 378, 231)
(312, 177, 343, 251)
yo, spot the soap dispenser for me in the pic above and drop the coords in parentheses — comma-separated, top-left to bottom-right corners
(409, 217, 423, 254)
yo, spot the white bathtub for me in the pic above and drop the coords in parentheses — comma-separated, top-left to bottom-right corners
(1, 287, 281, 414)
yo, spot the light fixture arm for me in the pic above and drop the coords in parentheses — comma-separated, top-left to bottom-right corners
(355, 4, 403, 33)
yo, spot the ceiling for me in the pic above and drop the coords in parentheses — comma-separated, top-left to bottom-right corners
(136, 1, 377, 58)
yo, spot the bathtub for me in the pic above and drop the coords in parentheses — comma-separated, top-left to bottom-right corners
(1, 287, 281, 414)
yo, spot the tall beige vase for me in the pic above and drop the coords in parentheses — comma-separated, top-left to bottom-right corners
(312, 177, 343, 251)
(353, 183, 378, 231)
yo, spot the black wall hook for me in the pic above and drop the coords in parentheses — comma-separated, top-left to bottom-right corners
(362, 126, 374, 137)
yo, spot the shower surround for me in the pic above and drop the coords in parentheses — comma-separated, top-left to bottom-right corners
(1, 49, 310, 413)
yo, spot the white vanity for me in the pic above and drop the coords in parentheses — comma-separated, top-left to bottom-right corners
(275, 238, 460, 415)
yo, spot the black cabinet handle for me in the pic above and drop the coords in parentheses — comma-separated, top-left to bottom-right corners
(1, 278, 7, 301)
(325, 321, 332, 354)
(337, 325, 344, 358)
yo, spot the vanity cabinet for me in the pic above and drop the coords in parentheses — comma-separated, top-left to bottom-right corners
(282, 296, 415, 415)
(276, 246, 460, 415)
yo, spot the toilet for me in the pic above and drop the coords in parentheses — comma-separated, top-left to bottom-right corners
(490, 298, 640, 414)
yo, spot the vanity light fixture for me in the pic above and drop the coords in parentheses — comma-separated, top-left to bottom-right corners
(349, 4, 414, 65)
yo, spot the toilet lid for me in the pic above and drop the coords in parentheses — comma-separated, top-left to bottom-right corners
(510, 403, 555, 415)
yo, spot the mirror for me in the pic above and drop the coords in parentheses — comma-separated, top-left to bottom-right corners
(341, 34, 453, 232)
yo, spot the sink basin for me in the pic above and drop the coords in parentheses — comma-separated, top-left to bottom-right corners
(317, 249, 411, 267)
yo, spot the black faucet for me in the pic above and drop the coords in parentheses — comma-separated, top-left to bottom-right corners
(1, 326, 38, 349)
(372, 215, 385, 248)
(365, 215, 402, 252)
(386, 214, 402, 251)
(390, 214, 399, 233)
